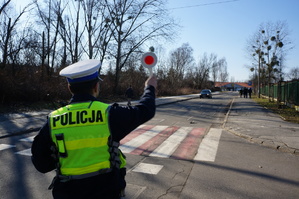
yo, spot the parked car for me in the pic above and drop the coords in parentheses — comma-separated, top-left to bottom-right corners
(199, 89, 212, 98)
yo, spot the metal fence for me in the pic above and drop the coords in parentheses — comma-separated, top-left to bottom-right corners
(260, 80, 299, 106)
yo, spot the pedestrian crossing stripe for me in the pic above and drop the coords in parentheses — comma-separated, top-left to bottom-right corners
(149, 126, 194, 158)
(120, 125, 208, 161)
(4, 125, 223, 162)
(194, 128, 222, 162)
(132, 163, 163, 175)
(0, 144, 15, 150)
(19, 136, 35, 142)
(120, 125, 169, 154)
(15, 148, 32, 156)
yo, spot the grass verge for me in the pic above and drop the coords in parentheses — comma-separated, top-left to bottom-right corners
(252, 95, 299, 124)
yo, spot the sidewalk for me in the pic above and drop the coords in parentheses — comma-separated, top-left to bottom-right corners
(224, 96, 299, 155)
(0, 93, 298, 154)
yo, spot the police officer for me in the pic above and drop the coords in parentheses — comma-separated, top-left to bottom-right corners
(31, 60, 157, 199)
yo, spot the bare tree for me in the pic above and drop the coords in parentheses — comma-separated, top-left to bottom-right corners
(35, 0, 59, 74)
(21, 29, 42, 67)
(288, 67, 299, 80)
(210, 53, 218, 84)
(81, 0, 113, 66)
(63, 0, 85, 63)
(0, 1, 32, 70)
(35, 0, 87, 71)
(0, 0, 11, 15)
(194, 53, 212, 89)
(104, 0, 176, 92)
(168, 43, 194, 87)
(246, 21, 293, 97)
(218, 57, 229, 82)
(208, 55, 229, 85)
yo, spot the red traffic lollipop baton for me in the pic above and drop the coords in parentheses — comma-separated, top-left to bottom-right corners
(141, 52, 157, 76)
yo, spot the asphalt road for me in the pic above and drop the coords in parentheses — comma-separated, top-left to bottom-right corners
(0, 92, 298, 199)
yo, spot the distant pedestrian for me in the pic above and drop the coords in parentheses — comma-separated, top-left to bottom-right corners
(243, 87, 248, 98)
(125, 85, 134, 106)
(248, 88, 252, 98)
(239, 89, 243, 98)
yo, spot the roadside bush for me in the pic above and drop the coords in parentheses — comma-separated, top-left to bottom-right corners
(0, 64, 199, 111)
(0, 66, 69, 105)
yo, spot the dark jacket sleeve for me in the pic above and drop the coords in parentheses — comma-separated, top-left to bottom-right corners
(31, 122, 56, 173)
(109, 85, 156, 141)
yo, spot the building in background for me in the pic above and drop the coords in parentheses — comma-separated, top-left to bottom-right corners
(214, 82, 253, 91)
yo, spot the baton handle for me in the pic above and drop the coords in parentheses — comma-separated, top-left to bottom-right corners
(148, 67, 153, 76)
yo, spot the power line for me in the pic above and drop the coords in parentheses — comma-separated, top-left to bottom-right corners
(169, 0, 240, 10)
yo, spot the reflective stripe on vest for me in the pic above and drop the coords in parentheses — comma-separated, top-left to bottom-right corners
(49, 101, 112, 176)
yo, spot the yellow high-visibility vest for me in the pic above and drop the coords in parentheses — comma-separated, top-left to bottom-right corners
(49, 101, 126, 176)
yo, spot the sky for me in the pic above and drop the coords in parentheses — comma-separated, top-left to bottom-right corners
(13, 0, 299, 82)
(165, 0, 299, 82)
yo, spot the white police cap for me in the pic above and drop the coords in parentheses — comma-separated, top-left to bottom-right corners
(59, 59, 102, 83)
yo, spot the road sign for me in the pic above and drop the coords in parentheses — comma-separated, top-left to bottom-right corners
(141, 52, 157, 75)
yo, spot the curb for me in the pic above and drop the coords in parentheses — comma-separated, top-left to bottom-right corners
(225, 127, 299, 155)
(222, 98, 235, 129)
(223, 99, 299, 155)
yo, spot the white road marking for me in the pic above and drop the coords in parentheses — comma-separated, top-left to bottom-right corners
(0, 144, 15, 151)
(120, 125, 168, 153)
(12, 126, 223, 163)
(194, 128, 222, 162)
(15, 149, 32, 156)
(19, 136, 35, 142)
(132, 163, 163, 175)
(149, 126, 193, 158)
